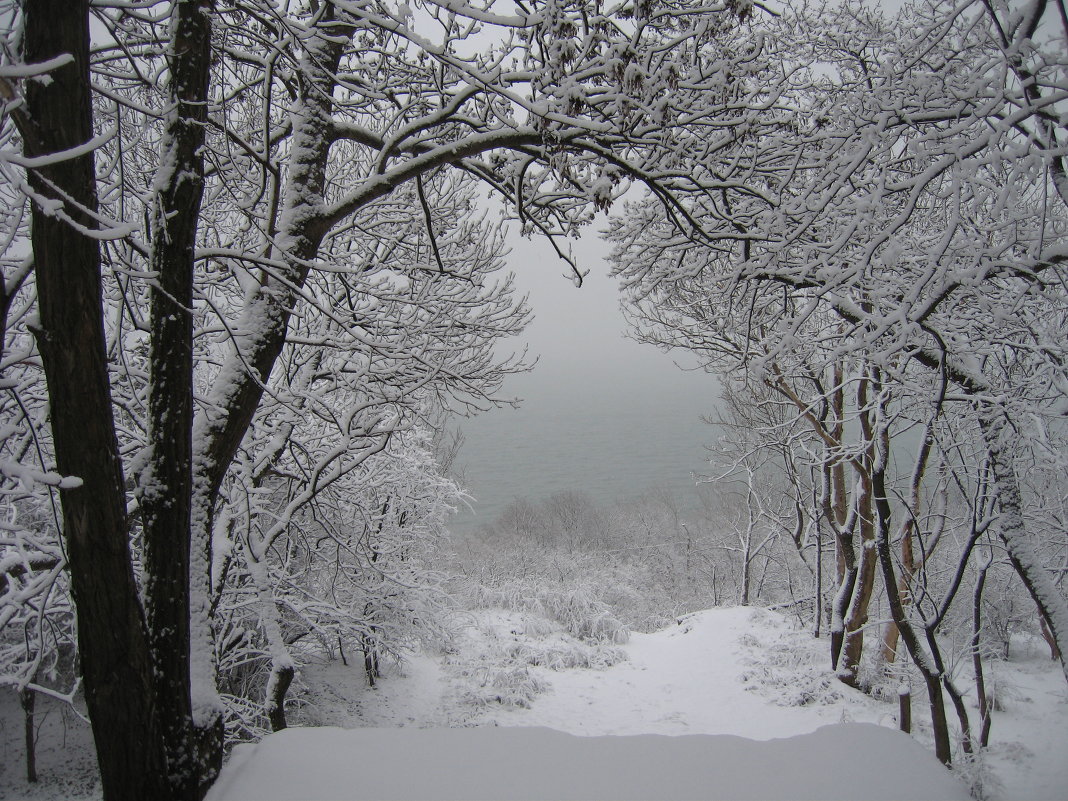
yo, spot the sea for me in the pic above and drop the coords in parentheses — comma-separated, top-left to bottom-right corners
(446, 364, 723, 537)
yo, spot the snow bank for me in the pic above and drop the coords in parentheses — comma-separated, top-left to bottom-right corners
(205, 722, 969, 801)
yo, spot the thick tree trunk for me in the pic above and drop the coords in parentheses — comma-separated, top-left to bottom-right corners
(872, 451, 952, 765)
(22, 3, 168, 797)
(838, 373, 880, 688)
(139, 2, 221, 798)
(880, 523, 914, 666)
(824, 462, 856, 672)
(266, 662, 296, 731)
(839, 486, 876, 688)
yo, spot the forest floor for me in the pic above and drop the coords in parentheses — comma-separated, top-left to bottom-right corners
(2, 606, 1065, 800)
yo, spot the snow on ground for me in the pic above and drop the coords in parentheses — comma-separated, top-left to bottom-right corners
(480, 607, 888, 738)
(0, 691, 99, 800)
(976, 635, 1068, 800)
(205, 723, 968, 801)
(210, 607, 969, 799)
(288, 605, 1067, 801)
(4, 606, 1066, 800)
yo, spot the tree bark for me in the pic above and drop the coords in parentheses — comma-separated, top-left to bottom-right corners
(139, 2, 221, 798)
(838, 371, 881, 688)
(21, 687, 36, 783)
(22, 2, 167, 797)
(839, 481, 876, 688)
(872, 446, 952, 765)
(266, 662, 295, 731)
(972, 557, 993, 747)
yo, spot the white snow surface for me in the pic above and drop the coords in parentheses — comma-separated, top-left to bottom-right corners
(205, 723, 966, 801)
(6, 606, 1064, 800)
(206, 608, 972, 801)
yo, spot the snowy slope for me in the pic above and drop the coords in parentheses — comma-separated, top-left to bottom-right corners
(209, 607, 972, 800)
(6, 606, 1062, 800)
(284, 605, 1067, 801)
(483, 606, 887, 738)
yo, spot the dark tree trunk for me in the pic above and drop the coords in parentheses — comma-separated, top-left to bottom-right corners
(973, 562, 993, 748)
(839, 503, 876, 688)
(266, 662, 295, 731)
(872, 450, 952, 765)
(1039, 614, 1062, 662)
(838, 374, 879, 689)
(364, 630, 380, 688)
(830, 564, 857, 671)
(897, 688, 911, 734)
(22, 2, 168, 797)
(21, 687, 36, 783)
(139, 2, 220, 798)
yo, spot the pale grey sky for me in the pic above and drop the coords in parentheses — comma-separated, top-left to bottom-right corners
(493, 223, 712, 405)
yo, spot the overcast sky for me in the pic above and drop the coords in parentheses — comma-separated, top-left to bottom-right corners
(490, 221, 714, 406)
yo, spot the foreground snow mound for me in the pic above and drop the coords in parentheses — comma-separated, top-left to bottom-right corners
(205, 723, 968, 801)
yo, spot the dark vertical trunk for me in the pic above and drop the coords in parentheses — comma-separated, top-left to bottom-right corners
(824, 460, 857, 671)
(839, 483, 876, 688)
(22, 2, 168, 797)
(897, 687, 911, 734)
(813, 512, 822, 638)
(830, 369, 847, 585)
(139, 2, 220, 798)
(363, 626, 381, 687)
(973, 561, 993, 748)
(839, 372, 879, 688)
(872, 441, 952, 765)
(266, 662, 295, 731)
(830, 563, 856, 671)
(942, 672, 974, 755)
(21, 687, 36, 783)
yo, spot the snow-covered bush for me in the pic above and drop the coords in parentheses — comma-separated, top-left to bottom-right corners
(445, 611, 626, 714)
(470, 579, 628, 645)
(737, 615, 845, 708)
(212, 420, 462, 740)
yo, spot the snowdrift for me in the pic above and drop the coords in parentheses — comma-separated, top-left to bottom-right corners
(205, 722, 969, 801)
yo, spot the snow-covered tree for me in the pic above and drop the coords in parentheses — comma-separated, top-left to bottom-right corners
(2, 0, 788, 797)
(609, 0, 1068, 764)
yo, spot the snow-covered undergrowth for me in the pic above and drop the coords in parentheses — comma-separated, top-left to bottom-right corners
(441, 559, 634, 713)
(455, 537, 688, 635)
(735, 611, 847, 708)
(444, 610, 627, 713)
(469, 580, 629, 643)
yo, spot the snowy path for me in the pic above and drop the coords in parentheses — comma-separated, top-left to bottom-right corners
(210, 607, 970, 801)
(489, 607, 885, 739)
(291, 605, 1065, 801)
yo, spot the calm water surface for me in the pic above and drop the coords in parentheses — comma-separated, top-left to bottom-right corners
(449, 366, 722, 535)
